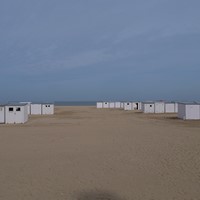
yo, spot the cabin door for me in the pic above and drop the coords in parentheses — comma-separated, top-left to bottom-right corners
(14, 107, 23, 123)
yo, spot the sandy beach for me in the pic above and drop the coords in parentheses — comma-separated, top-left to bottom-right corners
(0, 106, 200, 200)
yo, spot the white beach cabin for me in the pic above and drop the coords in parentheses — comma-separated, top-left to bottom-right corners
(178, 103, 200, 120)
(96, 102, 103, 108)
(0, 104, 6, 123)
(42, 103, 54, 115)
(165, 102, 177, 113)
(124, 102, 132, 110)
(120, 102, 124, 109)
(124, 102, 138, 110)
(115, 102, 121, 109)
(109, 102, 115, 108)
(142, 102, 155, 113)
(154, 102, 165, 113)
(5, 103, 29, 124)
(103, 102, 109, 108)
(30, 104, 42, 115)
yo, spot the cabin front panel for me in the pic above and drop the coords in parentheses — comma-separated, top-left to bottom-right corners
(165, 103, 175, 113)
(103, 102, 109, 108)
(115, 102, 121, 108)
(185, 105, 200, 120)
(124, 102, 132, 110)
(42, 104, 54, 115)
(144, 104, 155, 113)
(31, 104, 42, 115)
(154, 102, 165, 113)
(96, 102, 103, 108)
(109, 102, 115, 108)
(5, 106, 26, 124)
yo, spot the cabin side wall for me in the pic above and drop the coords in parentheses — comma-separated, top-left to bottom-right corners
(0, 106, 5, 123)
(177, 104, 186, 119)
(175, 103, 178, 113)
(23, 105, 29, 122)
(42, 104, 54, 115)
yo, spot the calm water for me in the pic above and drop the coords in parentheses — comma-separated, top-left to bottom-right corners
(54, 101, 96, 106)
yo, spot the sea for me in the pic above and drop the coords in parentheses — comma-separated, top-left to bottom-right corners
(54, 101, 96, 106)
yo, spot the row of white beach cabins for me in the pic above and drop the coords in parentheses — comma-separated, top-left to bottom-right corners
(97, 101, 200, 120)
(0, 102, 54, 124)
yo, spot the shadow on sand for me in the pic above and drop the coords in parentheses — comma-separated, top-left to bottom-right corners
(76, 190, 124, 200)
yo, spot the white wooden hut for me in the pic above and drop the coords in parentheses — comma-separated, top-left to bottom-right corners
(0, 104, 5, 123)
(30, 104, 42, 115)
(115, 102, 121, 108)
(154, 102, 165, 113)
(178, 103, 200, 120)
(165, 102, 177, 113)
(5, 103, 29, 124)
(42, 103, 54, 115)
(120, 102, 124, 109)
(124, 102, 138, 111)
(142, 102, 155, 113)
(124, 102, 132, 110)
(103, 102, 109, 108)
(109, 102, 115, 108)
(96, 102, 103, 108)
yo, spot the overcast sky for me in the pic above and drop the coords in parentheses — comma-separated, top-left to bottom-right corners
(0, 0, 200, 102)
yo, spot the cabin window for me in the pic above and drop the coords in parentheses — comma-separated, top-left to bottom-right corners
(150, 105, 152, 107)
(16, 107, 21, 111)
(48, 105, 50, 107)
(46, 105, 48, 107)
(9, 107, 14, 112)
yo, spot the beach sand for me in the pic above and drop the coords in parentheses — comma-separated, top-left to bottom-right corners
(0, 106, 200, 200)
